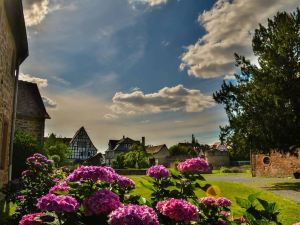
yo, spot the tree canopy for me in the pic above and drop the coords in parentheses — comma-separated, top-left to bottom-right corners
(213, 9, 300, 156)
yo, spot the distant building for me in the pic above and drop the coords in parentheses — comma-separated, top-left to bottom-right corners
(252, 151, 300, 178)
(146, 144, 169, 166)
(16, 80, 50, 144)
(69, 127, 98, 162)
(105, 136, 143, 166)
(211, 141, 228, 151)
(0, 0, 28, 187)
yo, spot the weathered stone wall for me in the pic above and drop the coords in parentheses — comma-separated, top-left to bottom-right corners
(0, 0, 17, 188)
(252, 150, 300, 177)
(15, 116, 45, 144)
(205, 151, 230, 169)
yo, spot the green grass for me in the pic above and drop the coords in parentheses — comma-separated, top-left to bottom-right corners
(129, 175, 300, 225)
(0, 201, 16, 224)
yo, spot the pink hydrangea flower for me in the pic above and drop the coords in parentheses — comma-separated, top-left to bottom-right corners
(83, 189, 121, 216)
(19, 213, 44, 225)
(49, 182, 69, 194)
(66, 166, 117, 183)
(239, 216, 246, 224)
(293, 223, 300, 225)
(37, 194, 79, 213)
(156, 198, 198, 224)
(177, 157, 209, 173)
(216, 197, 232, 207)
(146, 165, 169, 179)
(219, 211, 230, 217)
(199, 196, 216, 206)
(115, 175, 135, 189)
(108, 204, 159, 225)
(218, 219, 227, 225)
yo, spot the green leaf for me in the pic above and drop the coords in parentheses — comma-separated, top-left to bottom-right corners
(236, 197, 252, 209)
(248, 192, 260, 204)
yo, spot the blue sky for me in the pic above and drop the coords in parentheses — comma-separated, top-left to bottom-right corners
(20, 0, 299, 152)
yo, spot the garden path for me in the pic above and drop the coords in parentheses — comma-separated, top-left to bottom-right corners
(205, 174, 300, 203)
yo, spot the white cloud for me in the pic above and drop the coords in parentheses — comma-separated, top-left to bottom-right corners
(224, 75, 236, 80)
(180, 0, 300, 79)
(19, 73, 48, 88)
(42, 96, 57, 109)
(129, 0, 168, 7)
(23, 0, 49, 27)
(107, 84, 215, 116)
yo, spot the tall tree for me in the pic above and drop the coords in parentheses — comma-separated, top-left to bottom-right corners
(214, 9, 300, 157)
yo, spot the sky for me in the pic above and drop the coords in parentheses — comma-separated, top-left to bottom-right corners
(20, 0, 300, 152)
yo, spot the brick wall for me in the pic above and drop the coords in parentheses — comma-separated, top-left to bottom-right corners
(252, 150, 300, 177)
(0, 0, 17, 188)
(15, 116, 45, 144)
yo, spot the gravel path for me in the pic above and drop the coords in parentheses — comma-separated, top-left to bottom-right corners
(205, 174, 300, 203)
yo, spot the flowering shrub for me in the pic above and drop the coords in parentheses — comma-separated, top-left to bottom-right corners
(17, 154, 286, 225)
(108, 204, 159, 225)
(177, 157, 209, 174)
(156, 198, 198, 224)
(147, 165, 170, 179)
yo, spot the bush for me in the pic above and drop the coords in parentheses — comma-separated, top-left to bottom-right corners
(168, 144, 197, 156)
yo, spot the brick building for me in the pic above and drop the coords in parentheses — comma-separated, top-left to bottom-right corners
(0, 0, 28, 187)
(252, 151, 300, 178)
(16, 80, 50, 144)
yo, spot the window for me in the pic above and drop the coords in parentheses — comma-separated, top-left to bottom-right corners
(263, 156, 270, 165)
(0, 120, 9, 170)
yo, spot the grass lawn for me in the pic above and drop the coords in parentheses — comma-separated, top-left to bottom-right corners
(129, 175, 300, 225)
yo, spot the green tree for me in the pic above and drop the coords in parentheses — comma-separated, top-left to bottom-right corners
(168, 144, 197, 156)
(43, 133, 70, 166)
(213, 9, 300, 156)
(112, 153, 125, 169)
(12, 131, 42, 179)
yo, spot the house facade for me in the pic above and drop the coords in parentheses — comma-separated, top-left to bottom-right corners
(15, 80, 50, 144)
(68, 127, 98, 162)
(252, 150, 300, 178)
(146, 144, 169, 166)
(0, 0, 28, 187)
(105, 136, 142, 166)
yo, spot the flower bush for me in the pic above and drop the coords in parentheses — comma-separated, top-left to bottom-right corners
(16, 154, 286, 225)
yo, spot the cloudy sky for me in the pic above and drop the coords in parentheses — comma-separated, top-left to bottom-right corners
(20, 0, 300, 152)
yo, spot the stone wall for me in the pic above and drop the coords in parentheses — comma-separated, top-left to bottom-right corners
(0, 0, 17, 188)
(15, 116, 45, 144)
(252, 151, 300, 177)
(205, 151, 230, 169)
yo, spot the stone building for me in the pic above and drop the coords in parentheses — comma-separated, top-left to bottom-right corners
(105, 136, 143, 166)
(146, 144, 169, 166)
(16, 80, 50, 144)
(252, 151, 300, 178)
(68, 127, 98, 162)
(0, 0, 28, 187)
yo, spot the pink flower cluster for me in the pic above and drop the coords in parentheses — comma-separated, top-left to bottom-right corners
(177, 157, 209, 173)
(83, 189, 121, 216)
(108, 204, 159, 225)
(19, 213, 44, 225)
(37, 194, 79, 213)
(66, 166, 116, 182)
(146, 165, 169, 179)
(293, 223, 300, 225)
(156, 198, 198, 224)
(115, 175, 135, 189)
(199, 197, 232, 207)
(49, 182, 69, 194)
(26, 153, 53, 168)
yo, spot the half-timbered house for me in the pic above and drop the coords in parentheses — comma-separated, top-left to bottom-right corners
(68, 127, 97, 162)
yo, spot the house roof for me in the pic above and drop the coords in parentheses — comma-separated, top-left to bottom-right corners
(69, 126, 98, 151)
(17, 80, 50, 119)
(4, 0, 28, 65)
(146, 144, 168, 154)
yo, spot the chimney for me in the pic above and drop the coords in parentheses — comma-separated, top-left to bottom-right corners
(123, 135, 125, 139)
(142, 136, 145, 146)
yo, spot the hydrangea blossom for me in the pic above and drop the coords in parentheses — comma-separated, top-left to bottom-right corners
(199, 196, 216, 206)
(156, 198, 198, 224)
(216, 197, 232, 207)
(19, 213, 44, 225)
(293, 223, 300, 225)
(66, 166, 117, 183)
(115, 175, 135, 189)
(37, 194, 79, 213)
(177, 157, 209, 173)
(146, 165, 169, 179)
(49, 182, 69, 194)
(108, 204, 159, 225)
(83, 189, 121, 216)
